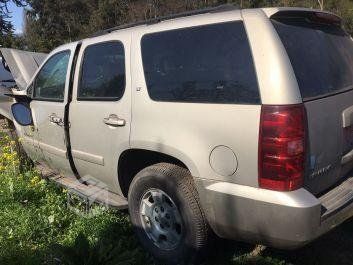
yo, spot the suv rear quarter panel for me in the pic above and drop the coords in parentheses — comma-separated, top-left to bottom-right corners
(130, 11, 261, 187)
(242, 9, 302, 105)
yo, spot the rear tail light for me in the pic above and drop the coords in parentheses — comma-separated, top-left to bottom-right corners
(258, 104, 307, 191)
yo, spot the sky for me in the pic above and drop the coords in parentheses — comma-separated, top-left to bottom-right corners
(7, 2, 25, 34)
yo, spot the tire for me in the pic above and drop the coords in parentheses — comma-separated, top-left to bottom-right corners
(128, 163, 211, 265)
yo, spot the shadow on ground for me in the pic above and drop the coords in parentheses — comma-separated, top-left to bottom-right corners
(47, 216, 353, 265)
(206, 218, 353, 265)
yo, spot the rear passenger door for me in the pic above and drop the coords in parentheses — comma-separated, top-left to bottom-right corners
(69, 34, 131, 193)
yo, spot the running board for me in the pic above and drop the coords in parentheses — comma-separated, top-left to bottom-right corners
(36, 163, 128, 210)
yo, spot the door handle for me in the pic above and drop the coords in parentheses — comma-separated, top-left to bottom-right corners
(49, 113, 64, 126)
(103, 114, 125, 127)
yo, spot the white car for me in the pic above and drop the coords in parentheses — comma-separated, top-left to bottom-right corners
(2, 5, 353, 264)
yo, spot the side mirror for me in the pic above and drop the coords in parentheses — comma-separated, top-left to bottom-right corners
(11, 102, 33, 126)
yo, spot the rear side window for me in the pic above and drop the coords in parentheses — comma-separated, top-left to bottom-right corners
(78, 41, 125, 101)
(272, 13, 353, 100)
(141, 22, 260, 104)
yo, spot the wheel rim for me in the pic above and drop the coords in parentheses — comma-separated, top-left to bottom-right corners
(139, 188, 183, 250)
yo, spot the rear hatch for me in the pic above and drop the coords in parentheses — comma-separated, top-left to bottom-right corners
(271, 11, 353, 195)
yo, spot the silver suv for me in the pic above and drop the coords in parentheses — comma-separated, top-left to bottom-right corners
(3, 6, 353, 264)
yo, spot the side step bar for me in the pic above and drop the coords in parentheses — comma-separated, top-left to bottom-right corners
(36, 163, 128, 210)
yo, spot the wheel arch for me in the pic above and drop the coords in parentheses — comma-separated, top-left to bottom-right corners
(118, 148, 198, 197)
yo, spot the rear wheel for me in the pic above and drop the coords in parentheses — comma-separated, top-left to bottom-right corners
(128, 163, 211, 265)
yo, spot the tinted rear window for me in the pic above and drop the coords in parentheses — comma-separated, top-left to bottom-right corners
(272, 14, 353, 100)
(141, 22, 260, 104)
(78, 41, 125, 101)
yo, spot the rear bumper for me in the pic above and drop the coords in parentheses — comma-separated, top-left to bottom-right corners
(194, 177, 353, 249)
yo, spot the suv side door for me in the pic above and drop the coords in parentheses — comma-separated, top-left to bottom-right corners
(69, 33, 131, 193)
(29, 43, 78, 176)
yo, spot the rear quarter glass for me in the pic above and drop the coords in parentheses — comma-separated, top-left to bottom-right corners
(140, 21, 261, 104)
(271, 14, 353, 101)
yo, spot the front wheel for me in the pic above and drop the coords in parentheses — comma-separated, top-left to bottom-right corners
(128, 163, 211, 265)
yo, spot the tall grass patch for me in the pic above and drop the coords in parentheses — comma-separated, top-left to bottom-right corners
(0, 132, 150, 264)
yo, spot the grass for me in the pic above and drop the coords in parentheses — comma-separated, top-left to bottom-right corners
(1, 128, 353, 265)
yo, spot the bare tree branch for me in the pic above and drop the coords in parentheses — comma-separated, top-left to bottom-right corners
(317, 0, 324, 10)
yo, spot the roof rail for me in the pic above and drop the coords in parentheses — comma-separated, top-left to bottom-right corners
(90, 4, 239, 37)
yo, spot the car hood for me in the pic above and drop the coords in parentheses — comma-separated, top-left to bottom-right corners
(0, 48, 47, 90)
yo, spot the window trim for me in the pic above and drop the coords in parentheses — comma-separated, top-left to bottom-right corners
(32, 50, 71, 103)
(140, 20, 261, 105)
(77, 40, 126, 102)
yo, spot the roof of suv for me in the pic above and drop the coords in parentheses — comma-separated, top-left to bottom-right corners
(90, 6, 335, 38)
(52, 6, 339, 53)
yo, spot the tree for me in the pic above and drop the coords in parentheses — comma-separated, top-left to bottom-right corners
(24, 0, 89, 52)
(317, 0, 324, 10)
(0, 0, 26, 47)
(84, 0, 129, 33)
(21, 0, 353, 52)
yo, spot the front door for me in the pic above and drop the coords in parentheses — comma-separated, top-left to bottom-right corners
(30, 43, 78, 176)
(69, 34, 131, 194)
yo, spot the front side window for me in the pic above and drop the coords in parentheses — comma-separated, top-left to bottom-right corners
(141, 21, 260, 104)
(33, 51, 70, 101)
(78, 41, 126, 101)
